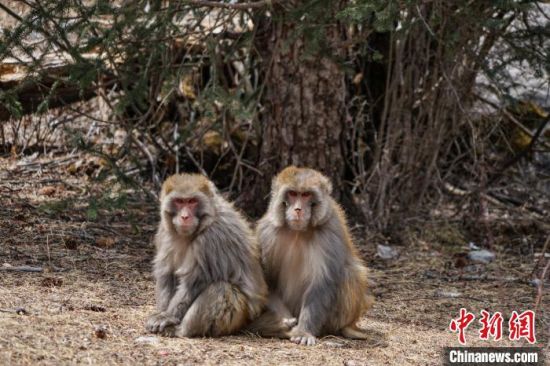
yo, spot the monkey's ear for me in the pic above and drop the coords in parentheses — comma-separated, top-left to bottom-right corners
(160, 177, 175, 201)
(204, 180, 218, 196)
(320, 176, 333, 195)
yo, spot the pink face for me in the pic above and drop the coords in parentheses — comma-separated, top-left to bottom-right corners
(171, 197, 200, 234)
(285, 190, 313, 230)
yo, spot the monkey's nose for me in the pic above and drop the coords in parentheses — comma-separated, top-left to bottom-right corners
(294, 208, 302, 212)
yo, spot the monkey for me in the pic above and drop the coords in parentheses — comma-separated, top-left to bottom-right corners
(250, 166, 373, 346)
(145, 173, 268, 337)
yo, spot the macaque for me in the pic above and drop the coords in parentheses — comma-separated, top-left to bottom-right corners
(145, 173, 267, 337)
(251, 166, 373, 345)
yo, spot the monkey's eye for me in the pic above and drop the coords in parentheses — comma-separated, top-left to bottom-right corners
(302, 192, 312, 198)
(173, 198, 185, 206)
(187, 197, 199, 205)
(288, 190, 298, 197)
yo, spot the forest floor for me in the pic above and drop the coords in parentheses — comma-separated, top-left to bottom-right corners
(0, 152, 548, 366)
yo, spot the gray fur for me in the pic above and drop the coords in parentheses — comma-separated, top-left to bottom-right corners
(146, 182, 267, 337)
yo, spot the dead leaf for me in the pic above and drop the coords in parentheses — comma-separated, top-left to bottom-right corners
(179, 73, 196, 100)
(67, 163, 78, 175)
(94, 325, 107, 339)
(38, 186, 57, 196)
(202, 131, 223, 154)
(41, 277, 63, 287)
(96, 237, 116, 248)
(64, 239, 78, 250)
(84, 304, 106, 312)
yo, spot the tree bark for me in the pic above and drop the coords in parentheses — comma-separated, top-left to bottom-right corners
(243, 3, 348, 216)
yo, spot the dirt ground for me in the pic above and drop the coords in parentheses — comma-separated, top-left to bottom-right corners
(0, 153, 548, 365)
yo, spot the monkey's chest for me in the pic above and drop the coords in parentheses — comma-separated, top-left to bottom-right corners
(274, 241, 328, 315)
(168, 245, 196, 276)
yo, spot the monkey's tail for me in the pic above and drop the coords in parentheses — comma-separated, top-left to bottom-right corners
(245, 310, 294, 338)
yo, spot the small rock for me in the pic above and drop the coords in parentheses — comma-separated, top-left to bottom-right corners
(468, 249, 495, 264)
(15, 307, 28, 315)
(468, 242, 480, 250)
(376, 244, 399, 260)
(435, 289, 462, 298)
(135, 336, 159, 345)
(530, 278, 542, 288)
(324, 341, 345, 348)
(344, 361, 363, 366)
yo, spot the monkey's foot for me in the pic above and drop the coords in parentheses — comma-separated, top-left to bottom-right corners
(289, 327, 317, 346)
(145, 312, 179, 334)
(341, 325, 369, 340)
(282, 317, 298, 329)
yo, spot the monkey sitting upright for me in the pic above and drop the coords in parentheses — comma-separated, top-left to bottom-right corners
(145, 173, 267, 337)
(252, 166, 373, 345)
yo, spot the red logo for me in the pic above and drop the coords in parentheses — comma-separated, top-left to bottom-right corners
(479, 310, 503, 341)
(509, 310, 536, 344)
(449, 308, 475, 344)
(450, 309, 536, 344)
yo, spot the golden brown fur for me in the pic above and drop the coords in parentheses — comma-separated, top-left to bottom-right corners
(250, 166, 373, 345)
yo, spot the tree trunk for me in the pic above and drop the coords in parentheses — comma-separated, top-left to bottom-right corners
(243, 3, 348, 216)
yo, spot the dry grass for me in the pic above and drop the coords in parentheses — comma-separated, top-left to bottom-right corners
(0, 153, 548, 365)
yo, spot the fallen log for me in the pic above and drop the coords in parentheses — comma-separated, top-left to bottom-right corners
(0, 53, 103, 121)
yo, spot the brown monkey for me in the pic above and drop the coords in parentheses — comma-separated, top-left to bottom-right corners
(145, 173, 267, 337)
(251, 166, 373, 345)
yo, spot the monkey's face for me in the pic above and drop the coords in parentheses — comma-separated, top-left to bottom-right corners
(284, 190, 313, 231)
(169, 196, 201, 235)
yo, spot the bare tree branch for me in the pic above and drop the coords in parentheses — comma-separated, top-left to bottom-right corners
(184, 0, 274, 10)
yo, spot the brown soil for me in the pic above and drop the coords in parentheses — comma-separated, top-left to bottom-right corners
(0, 154, 548, 365)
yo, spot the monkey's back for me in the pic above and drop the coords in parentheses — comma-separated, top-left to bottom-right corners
(194, 197, 267, 315)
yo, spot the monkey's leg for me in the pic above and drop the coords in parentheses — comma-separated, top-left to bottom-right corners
(175, 282, 248, 337)
(246, 294, 296, 338)
(246, 310, 297, 338)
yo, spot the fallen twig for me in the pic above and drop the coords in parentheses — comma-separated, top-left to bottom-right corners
(534, 256, 550, 313)
(0, 265, 66, 273)
(0, 307, 28, 315)
(531, 235, 550, 277)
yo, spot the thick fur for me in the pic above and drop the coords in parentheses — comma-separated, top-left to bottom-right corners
(251, 166, 372, 343)
(146, 173, 267, 337)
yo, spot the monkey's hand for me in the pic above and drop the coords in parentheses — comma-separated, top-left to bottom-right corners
(282, 317, 298, 329)
(145, 312, 179, 334)
(289, 326, 317, 346)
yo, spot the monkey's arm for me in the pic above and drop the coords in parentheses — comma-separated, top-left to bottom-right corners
(154, 269, 176, 311)
(146, 271, 206, 333)
(165, 276, 206, 319)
